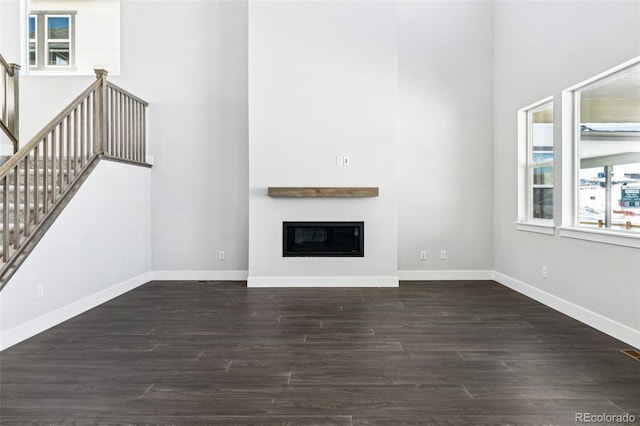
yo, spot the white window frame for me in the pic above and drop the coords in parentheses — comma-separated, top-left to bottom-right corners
(516, 96, 555, 235)
(560, 57, 640, 249)
(45, 14, 72, 68)
(28, 10, 76, 72)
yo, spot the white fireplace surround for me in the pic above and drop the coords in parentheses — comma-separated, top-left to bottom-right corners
(247, 2, 399, 287)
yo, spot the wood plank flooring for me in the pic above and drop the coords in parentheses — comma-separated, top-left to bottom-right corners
(1, 280, 639, 425)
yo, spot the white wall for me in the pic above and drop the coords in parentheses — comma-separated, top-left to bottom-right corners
(0, 0, 21, 61)
(118, 0, 249, 279)
(248, 0, 398, 286)
(3, 0, 250, 278)
(493, 1, 640, 347)
(397, 0, 494, 277)
(0, 160, 152, 350)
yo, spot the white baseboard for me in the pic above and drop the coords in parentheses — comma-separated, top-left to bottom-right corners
(151, 270, 249, 281)
(493, 271, 640, 350)
(398, 270, 494, 281)
(247, 275, 399, 288)
(0, 271, 152, 351)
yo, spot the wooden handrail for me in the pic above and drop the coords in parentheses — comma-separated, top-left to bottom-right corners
(0, 69, 150, 289)
(0, 54, 18, 77)
(0, 80, 101, 175)
(0, 54, 20, 153)
(107, 82, 149, 107)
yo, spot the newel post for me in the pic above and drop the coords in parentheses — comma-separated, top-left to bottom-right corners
(9, 63, 20, 153)
(93, 69, 108, 155)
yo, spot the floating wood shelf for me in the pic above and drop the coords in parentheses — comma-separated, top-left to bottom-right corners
(268, 187, 379, 198)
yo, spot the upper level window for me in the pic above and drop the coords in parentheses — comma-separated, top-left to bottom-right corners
(46, 16, 71, 66)
(518, 98, 554, 230)
(29, 11, 76, 71)
(566, 59, 640, 235)
(28, 16, 36, 66)
(25, 0, 121, 75)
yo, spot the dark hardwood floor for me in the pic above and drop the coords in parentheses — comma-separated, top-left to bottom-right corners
(1, 280, 639, 425)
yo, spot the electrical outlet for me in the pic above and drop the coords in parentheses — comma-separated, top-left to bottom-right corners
(219, 251, 225, 261)
(37, 284, 44, 298)
(542, 266, 547, 278)
(420, 250, 427, 260)
(343, 156, 350, 166)
(336, 156, 344, 166)
(440, 250, 447, 260)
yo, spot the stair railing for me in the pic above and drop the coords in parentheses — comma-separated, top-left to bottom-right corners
(0, 54, 20, 154)
(0, 69, 149, 288)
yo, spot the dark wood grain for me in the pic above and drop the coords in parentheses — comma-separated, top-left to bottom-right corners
(1, 280, 638, 425)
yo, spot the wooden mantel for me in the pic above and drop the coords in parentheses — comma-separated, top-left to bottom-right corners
(267, 187, 379, 198)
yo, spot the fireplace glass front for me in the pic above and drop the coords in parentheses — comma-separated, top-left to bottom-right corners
(283, 222, 364, 257)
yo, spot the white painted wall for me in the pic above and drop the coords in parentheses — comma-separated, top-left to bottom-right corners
(493, 1, 640, 347)
(0, 160, 152, 350)
(0, 0, 21, 61)
(118, 0, 249, 278)
(247, 0, 398, 286)
(3, 0, 250, 278)
(397, 0, 494, 277)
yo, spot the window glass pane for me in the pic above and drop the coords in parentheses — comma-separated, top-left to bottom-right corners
(532, 188, 553, 219)
(29, 16, 36, 40)
(532, 152, 553, 164)
(533, 166, 553, 185)
(48, 42, 69, 65)
(47, 16, 69, 39)
(529, 103, 553, 220)
(29, 42, 36, 66)
(578, 64, 640, 231)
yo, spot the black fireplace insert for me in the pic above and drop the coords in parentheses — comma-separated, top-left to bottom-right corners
(283, 222, 364, 257)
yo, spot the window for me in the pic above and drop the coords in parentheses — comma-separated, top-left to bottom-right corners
(562, 58, 640, 244)
(29, 11, 76, 71)
(28, 16, 36, 66)
(46, 16, 71, 66)
(576, 65, 640, 232)
(25, 0, 121, 75)
(518, 98, 554, 232)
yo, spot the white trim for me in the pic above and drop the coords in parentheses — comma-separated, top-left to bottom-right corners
(493, 272, 640, 350)
(398, 270, 494, 281)
(152, 270, 249, 281)
(565, 56, 640, 92)
(518, 97, 554, 224)
(247, 276, 399, 288)
(558, 226, 640, 248)
(0, 271, 152, 351)
(515, 221, 555, 235)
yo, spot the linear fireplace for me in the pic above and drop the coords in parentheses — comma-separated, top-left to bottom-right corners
(283, 222, 364, 257)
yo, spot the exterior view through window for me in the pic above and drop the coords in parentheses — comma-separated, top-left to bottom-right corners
(530, 102, 554, 220)
(577, 64, 640, 231)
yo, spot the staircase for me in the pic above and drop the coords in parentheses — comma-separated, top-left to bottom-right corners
(0, 59, 150, 290)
